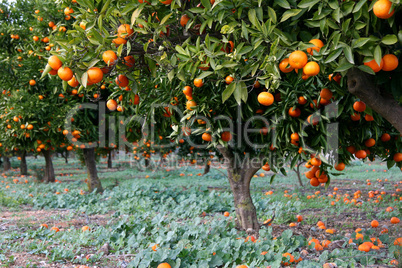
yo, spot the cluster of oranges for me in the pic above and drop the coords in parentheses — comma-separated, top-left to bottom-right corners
(304, 157, 330, 187)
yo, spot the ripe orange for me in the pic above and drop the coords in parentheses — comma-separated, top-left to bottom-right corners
(80, 22, 86, 30)
(225, 76, 234, 84)
(298, 96, 307, 105)
(381, 133, 391, 142)
(291, 133, 299, 141)
(334, 162, 345, 171)
(58, 67, 74, 81)
(48, 55, 62, 70)
(373, 0, 395, 19)
(364, 58, 384, 73)
(183, 86, 192, 96)
(310, 177, 319, 187)
(329, 73, 341, 83)
(193, 78, 203, 88)
(220, 131, 232, 142)
(27, 124, 33, 130)
(296, 215, 303, 222)
(355, 150, 367, 159)
(29, 80, 36, 86)
(351, 113, 361, 121)
(115, 75, 129, 87)
(68, 76, 79, 87)
(186, 100, 196, 110)
(202, 133, 212, 142)
(134, 94, 140, 105)
(102, 50, 118, 65)
(113, 37, 127, 46)
(390, 217, 400, 224)
(382, 54, 398, 71)
(303, 62, 320, 76)
(289, 50, 308, 69)
(180, 14, 190, 27)
(262, 164, 270, 171)
(33, 36, 39, 41)
(393, 153, 402, 162)
(310, 157, 321, 167)
(365, 114, 374, 121)
(320, 88, 333, 100)
(364, 138, 376, 147)
(87, 67, 103, 84)
(223, 211, 230, 217)
(288, 107, 301, 117)
(307, 39, 324, 55)
(279, 58, 294, 73)
(157, 263, 171, 268)
(258, 92, 274, 106)
(371, 220, 379, 228)
(358, 243, 371, 252)
(160, 0, 172, 4)
(353, 101, 366, 112)
(117, 24, 134, 39)
(124, 55, 135, 68)
(107, 100, 117, 111)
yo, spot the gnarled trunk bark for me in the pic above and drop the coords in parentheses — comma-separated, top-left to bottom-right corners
(347, 68, 402, 134)
(20, 151, 28, 175)
(42, 150, 55, 183)
(107, 151, 112, 169)
(83, 148, 103, 193)
(218, 147, 263, 237)
(203, 161, 210, 175)
(3, 156, 11, 172)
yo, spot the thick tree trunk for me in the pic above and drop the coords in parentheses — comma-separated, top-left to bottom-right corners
(42, 150, 55, 183)
(203, 161, 210, 175)
(107, 151, 112, 169)
(3, 156, 11, 171)
(83, 148, 103, 193)
(218, 147, 263, 237)
(64, 151, 69, 164)
(347, 68, 402, 134)
(20, 151, 28, 175)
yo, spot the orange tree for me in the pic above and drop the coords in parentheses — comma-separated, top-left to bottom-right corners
(42, 0, 401, 235)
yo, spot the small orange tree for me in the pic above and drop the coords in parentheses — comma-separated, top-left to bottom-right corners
(40, 0, 402, 235)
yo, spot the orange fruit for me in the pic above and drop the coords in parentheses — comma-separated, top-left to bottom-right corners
(29, 80, 36, 86)
(58, 67, 74, 81)
(334, 162, 345, 171)
(160, 0, 172, 4)
(355, 150, 367, 159)
(134, 94, 140, 105)
(303, 62, 320, 76)
(87, 67, 103, 84)
(123, 55, 135, 68)
(221, 131, 232, 142)
(258, 92, 274, 106)
(358, 243, 371, 252)
(310, 177, 319, 187)
(288, 107, 301, 117)
(307, 39, 324, 55)
(183, 86, 192, 96)
(33, 36, 39, 41)
(390, 217, 400, 224)
(351, 113, 361, 121)
(353, 101, 366, 112)
(381, 133, 391, 142)
(202, 133, 212, 142)
(364, 138, 376, 147)
(262, 164, 270, 171)
(157, 263, 171, 268)
(320, 88, 333, 100)
(27, 124, 33, 130)
(193, 78, 203, 87)
(117, 24, 134, 38)
(373, 0, 395, 19)
(382, 54, 398, 71)
(298, 96, 307, 105)
(364, 58, 384, 73)
(289, 50, 308, 69)
(279, 58, 294, 73)
(48, 55, 62, 70)
(82, 226, 91, 232)
(393, 153, 402, 162)
(186, 100, 196, 110)
(311, 157, 321, 167)
(67, 76, 79, 87)
(102, 50, 118, 65)
(107, 100, 117, 111)
(225, 76, 234, 84)
(365, 114, 374, 121)
(113, 37, 127, 46)
(80, 22, 86, 30)
(180, 14, 190, 27)
(291, 133, 299, 141)
(115, 75, 129, 87)
(371, 220, 379, 228)
(224, 211, 230, 217)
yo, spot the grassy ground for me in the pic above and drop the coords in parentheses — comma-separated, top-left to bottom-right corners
(0, 155, 401, 268)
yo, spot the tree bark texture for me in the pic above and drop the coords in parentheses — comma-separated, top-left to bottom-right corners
(20, 151, 28, 176)
(3, 156, 11, 172)
(107, 151, 112, 169)
(42, 150, 55, 183)
(218, 147, 263, 237)
(83, 148, 103, 193)
(347, 68, 402, 134)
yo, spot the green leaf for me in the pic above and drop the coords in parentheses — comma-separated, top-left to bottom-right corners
(275, 0, 290, 9)
(267, 6, 277, 24)
(240, 81, 248, 102)
(175, 45, 187, 56)
(280, 9, 302, 22)
(352, 38, 370, 48)
(334, 62, 354, 72)
(196, 71, 213, 80)
(324, 48, 343, 63)
(298, 0, 320, 9)
(373, 45, 382, 67)
(382, 34, 398, 45)
(358, 65, 375, 75)
(343, 46, 354, 64)
(131, 7, 144, 26)
(353, 0, 367, 13)
(62, 80, 68, 92)
(40, 64, 53, 79)
(81, 72, 88, 88)
(222, 82, 236, 103)
(100, 0, 111, 14)
(160, 13, 173, 25)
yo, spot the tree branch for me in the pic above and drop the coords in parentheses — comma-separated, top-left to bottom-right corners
(347, 68, 402, 134)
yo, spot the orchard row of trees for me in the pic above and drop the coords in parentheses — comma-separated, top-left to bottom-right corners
(1, 0, 401, 236)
